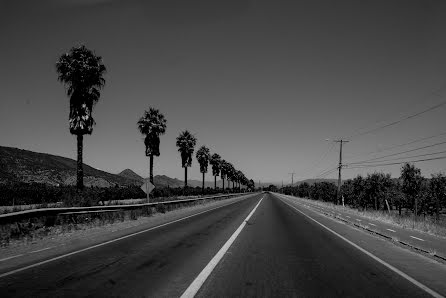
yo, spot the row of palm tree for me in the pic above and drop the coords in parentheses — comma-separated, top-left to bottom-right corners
(57, 45, 254, 192)
(138, 109, 253, 193)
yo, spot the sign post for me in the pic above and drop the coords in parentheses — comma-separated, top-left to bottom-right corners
(140, 179, 155, 203)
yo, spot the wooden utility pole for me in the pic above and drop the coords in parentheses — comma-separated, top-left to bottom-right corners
(334, 140, 349, 205)
(288, 172, 296, 186)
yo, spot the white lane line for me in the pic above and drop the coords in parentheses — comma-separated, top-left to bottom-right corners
(346, 216, 351, 218)
(368, 223, 376, 226)
(386, 229, 396, 233)
(410, 236, 425, 242)
(29, 247, 53, 254)
(277, 196, 444, 298)
(356, 219, 362, 222)
(0, 254, 24, 262)
(181, 197, 264, 298)
(0, 194, 257, 279)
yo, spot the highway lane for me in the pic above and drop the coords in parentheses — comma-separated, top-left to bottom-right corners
(0, 193, 263, 297)
(196, 193, 442, 297)
(282, 194, 446, 259)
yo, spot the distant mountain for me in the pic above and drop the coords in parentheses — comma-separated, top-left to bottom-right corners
(0, 146, 142, 187)
(0, 146, 249, 189)
(152, 175, 228, 189)
(118, 169, 144, 183)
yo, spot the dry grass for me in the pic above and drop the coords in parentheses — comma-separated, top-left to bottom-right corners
(291, 196, 446, 238)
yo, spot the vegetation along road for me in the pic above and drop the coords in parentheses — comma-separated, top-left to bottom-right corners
(0, 192, 445, 297)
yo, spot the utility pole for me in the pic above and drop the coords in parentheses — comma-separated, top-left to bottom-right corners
(334, 139, 349, 205)
(288, 172, 296, 186)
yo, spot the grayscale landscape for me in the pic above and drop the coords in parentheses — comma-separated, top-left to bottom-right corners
(1, 0, 446, 297)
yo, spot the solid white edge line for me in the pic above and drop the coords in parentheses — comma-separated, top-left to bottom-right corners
(180, 197, 264, 298)
(0, 194, 257, 279)
(276, 194, 444, 298)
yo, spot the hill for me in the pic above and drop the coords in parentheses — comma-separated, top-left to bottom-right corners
(118, 169, 144, 183)
(0, 146, 245, 189)
(0, 146, 142, 187)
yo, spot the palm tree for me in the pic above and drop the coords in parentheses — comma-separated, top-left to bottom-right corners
(226, 163, 235, 191)
(237, 170, 244, 191)
(209, 153, 221, 189)
(220, 160, 228, 192)
(196, 146, 210, 193)
(137, 108, 167, 185)
(176, 130, 197, 187)
(56, 45, 106, 190)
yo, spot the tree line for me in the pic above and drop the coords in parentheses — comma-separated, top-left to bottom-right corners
(56, 45, 255, 196)
(0, 182, 249, 208)
(282, 163, 446, 220)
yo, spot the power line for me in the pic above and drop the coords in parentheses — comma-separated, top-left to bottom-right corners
(348, 140, 446, 165)
(350, 149, 446, 165)
(343, 95, 446, 141)
(318, 168, 339, 178)
(346, 155, 446, 169)
(303, 142, 335, 176)
(345, 131, 446, 160)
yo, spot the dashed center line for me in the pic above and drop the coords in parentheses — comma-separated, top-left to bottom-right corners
(0, 254, 24, 262)
(29, 247, 53, 254)
(181, 197, 264, 297)
(386, 229, 396, 233)
(410, 236, 425, 242)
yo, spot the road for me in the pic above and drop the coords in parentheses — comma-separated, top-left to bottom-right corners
(1, 192, 445, 297)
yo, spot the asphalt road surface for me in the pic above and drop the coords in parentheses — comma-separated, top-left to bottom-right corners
(1, 192, 445, 297)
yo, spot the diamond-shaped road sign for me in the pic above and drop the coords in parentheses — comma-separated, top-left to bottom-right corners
(141, 179, 155, 194)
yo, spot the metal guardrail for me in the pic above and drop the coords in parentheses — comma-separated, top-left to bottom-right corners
(0, 193, 247, 224)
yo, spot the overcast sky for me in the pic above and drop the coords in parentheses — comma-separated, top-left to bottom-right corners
(1, 0, 446, 184)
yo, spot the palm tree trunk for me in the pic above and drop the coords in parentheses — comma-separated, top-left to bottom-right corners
(184, 166, 188, 187)
(76, 134, 84, 190)
(214, 175, 217, 189)
(222, 178, 225, 192)
(202, 172, 205, 193)
(149, 154, 154, 184)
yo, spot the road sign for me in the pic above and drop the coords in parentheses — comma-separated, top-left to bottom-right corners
(141, 179, 155, 194)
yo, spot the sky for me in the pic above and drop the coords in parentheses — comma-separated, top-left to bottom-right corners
(1, 0, 446, 184)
